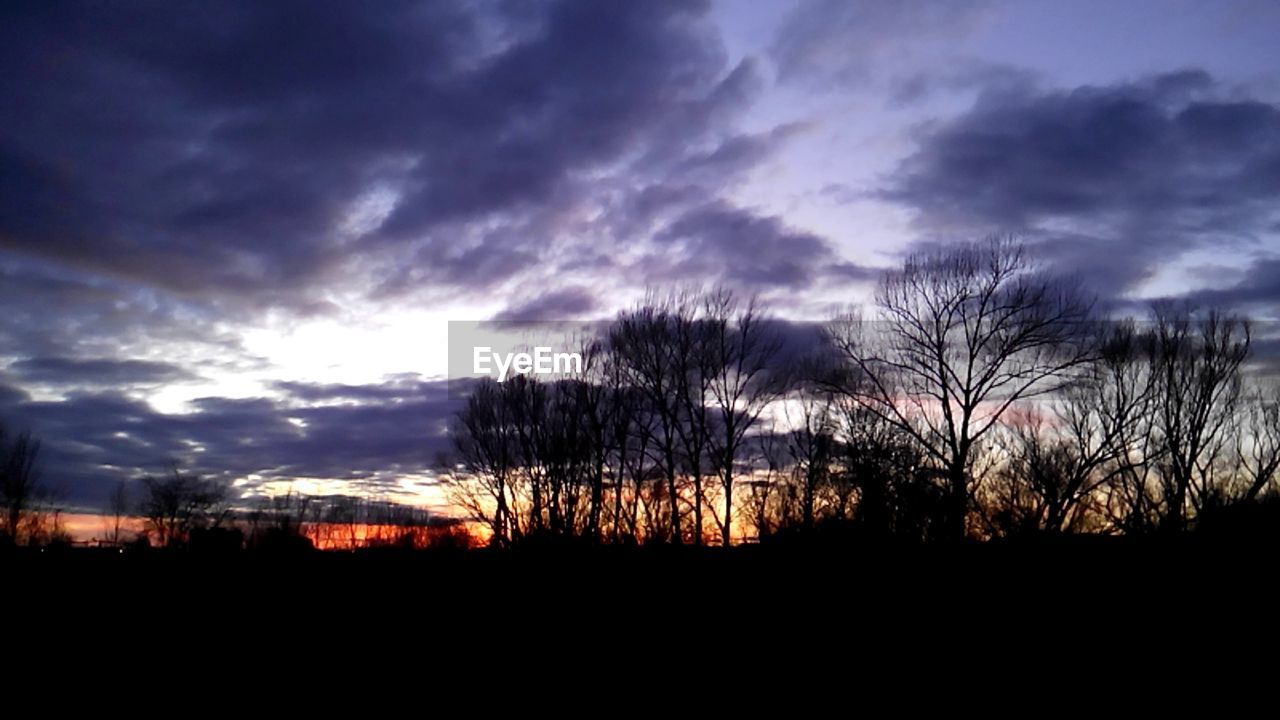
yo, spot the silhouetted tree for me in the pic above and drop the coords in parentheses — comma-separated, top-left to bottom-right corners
(321, 495, 368, 549)
(245, 490, 317, 552)
(137, 466, 229, 547)
(443, 379, 520, 546)
(444, 372, 615, 545)
(609, 292, 697, 542)
(1240, 383, 1280, 502)
(703, 290, 785, 545)
(827, 236, 1095, 540)
(1148, 305, 1250, 529)
(1093, 322, 1164, 533)
(106, 480, 130, 545)
(834, 396, 937, 539)
(0, 424, 48, 545)
(783, 382, 837, 531)
(743, 421, 786, 540)
(437, 275, 1274, 548)
(990, 322, 1159, 535)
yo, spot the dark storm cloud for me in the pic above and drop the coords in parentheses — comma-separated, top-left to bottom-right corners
(492, 287, 600, 322)
(0, 376, 459, 509)
(1249, 337, 1280, 378)
(374, 1, 728, 238)
(671, 122, 809, 184)
(0, 382, 30, 407)
(0, 258, 257, 380)
(888, 62, 1036, 107)
(269, 377, 431, 404)
(1181, 257, 1280, 311)
(651, 201, 873, 289)
(758, 318, 832, 366)
(1, 0, 804, 309)
(7, 357, 197, 386)
(771, 0, 993, 87)
(0, 0, 862, 506)
(883, 70, 1280, 300)
(2, 0, 856, 330)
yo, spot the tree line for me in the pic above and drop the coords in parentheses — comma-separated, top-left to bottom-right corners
(2, 458, 469, 551)
(441, 237, 1278, 546)
(4, 236, 1277, 552)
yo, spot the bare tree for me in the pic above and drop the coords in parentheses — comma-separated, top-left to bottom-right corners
(137, 466, 230, 547)
(991, 322, 1160, 534)
(609, 291, 697, 543)
(106, 480, 130, 545)
(827, 236, 1095, 540)
(782, 381, 837, 531)
(1091, 324, 1164, 533)
(670, 295, 715, 545)
(599, 354, 649, 543)
(702, 290, 785, 545)
(1240, 383, 1280, 502)
(443, 370, 612, 545)
(441, 379, 519, 546)
(1149, 305, 1250, 528)
(245, 489, 318, 550)
(322, 495, 367, 549)
(0, 424, 47, 545)
(743, 419, 786, 540)
(574, 340, 612, 541)
(832, 393, 936, 538)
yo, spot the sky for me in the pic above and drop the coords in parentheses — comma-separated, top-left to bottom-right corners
(2, 0, 1278, 512)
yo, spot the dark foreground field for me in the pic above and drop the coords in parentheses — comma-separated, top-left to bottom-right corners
(7, 534, 1274, 617)
(5, 535, 1276, 693)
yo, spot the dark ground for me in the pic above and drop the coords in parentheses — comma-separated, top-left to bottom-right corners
(4, 535, 1275, 694)
(7, 533, 1274, 617)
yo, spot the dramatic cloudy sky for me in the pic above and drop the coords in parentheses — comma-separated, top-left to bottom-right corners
(2, 0, 1278, 511)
